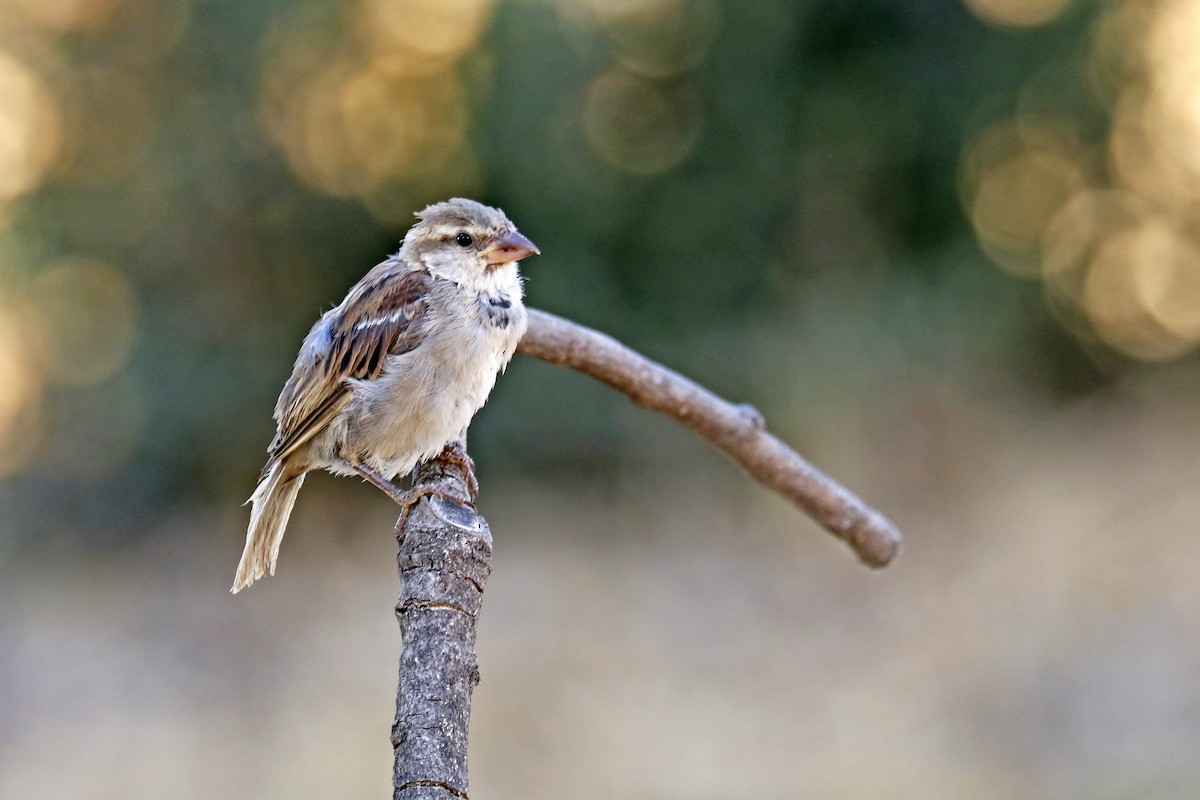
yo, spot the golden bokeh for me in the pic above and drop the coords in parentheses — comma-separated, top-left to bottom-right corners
(25, 258, 138, 387)
(1116, 0, 1200, 204)
(1124, 222, 1200, 344)
(341, 67, 467, 181)
(965, 0, 1200, 361)
(259, 0, 483, 217)
(1082, 222, 1200, 361)
(0, 49, 63, 207)
(11, 0, 127, 32)
(270, 58, 469, 201)
(961, 120, 1088, 278)
(582, 67, 701, 175)
(963, 0, 1072, 28)
(357, 0, 494, 75)
(1041, 189, 1145, 298)
(0, 309, 42, 476)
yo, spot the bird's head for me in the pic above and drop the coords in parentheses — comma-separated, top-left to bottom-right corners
(399, 198, 539, 290)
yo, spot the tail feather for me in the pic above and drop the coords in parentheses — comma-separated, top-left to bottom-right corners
(232, 463, 305, 593)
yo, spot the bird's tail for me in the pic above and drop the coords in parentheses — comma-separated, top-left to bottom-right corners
(232, 462, 306, 593)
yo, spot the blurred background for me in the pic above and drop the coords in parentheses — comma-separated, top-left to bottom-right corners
(1, 0, 1199, 797)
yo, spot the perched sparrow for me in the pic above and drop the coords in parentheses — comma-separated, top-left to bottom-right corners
(232, 198, 537, 592)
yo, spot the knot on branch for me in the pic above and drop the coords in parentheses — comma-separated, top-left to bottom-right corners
(736, 402, 766, 432)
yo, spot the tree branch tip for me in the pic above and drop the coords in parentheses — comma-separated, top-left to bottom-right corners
(847, 511, 903, 569)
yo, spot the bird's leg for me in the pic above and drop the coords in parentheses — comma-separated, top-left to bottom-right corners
(397, 442, 480, 526)
(350, 461, 411, 505)
(352, 453, 476, 528)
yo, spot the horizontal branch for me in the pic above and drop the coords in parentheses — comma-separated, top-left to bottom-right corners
(517, 308, 901, 568)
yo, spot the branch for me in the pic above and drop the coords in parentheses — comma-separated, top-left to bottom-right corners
(388, 314, 902, 795)
(392, 442, 488, 800)
(517, 308, 902, 568)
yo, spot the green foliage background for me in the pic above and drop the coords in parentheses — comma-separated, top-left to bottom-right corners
(0, 0, 1136, 547)
(5, 3, 1200, 798)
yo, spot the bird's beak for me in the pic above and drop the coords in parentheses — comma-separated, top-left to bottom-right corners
(484, 230, 540, 266)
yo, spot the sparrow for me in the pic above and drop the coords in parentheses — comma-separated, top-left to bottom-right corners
(232, 198, 537, 593)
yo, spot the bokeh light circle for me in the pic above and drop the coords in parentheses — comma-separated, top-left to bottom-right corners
(0, 51, 63, 205)
(582, 68, 701, 175)
(26, 258, 138, 387)
(963, 0, 1073, 29)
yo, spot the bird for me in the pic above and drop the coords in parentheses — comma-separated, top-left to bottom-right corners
(232, 198, 538, 593)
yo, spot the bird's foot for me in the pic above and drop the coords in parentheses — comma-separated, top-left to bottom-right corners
(352, 444, 479, 527)
(402, 482, 473, 508)
(401, 443, 479, 527)
(430, 443, 479, 500)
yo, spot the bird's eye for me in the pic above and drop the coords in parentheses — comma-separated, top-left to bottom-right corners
(454, 232, 473, 248)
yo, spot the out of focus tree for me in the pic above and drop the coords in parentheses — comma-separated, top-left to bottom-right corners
(0, 0, 1195, 546)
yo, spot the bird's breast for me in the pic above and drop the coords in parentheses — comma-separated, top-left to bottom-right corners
(338, 292, 525, 475)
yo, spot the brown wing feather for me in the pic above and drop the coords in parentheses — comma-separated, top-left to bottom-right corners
(261, 266, 432, 477)
(325, 269, 430, 381)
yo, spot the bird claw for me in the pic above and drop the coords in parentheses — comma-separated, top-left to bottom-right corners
(430, 443, 479, 500)
(351, 444, 479, 528)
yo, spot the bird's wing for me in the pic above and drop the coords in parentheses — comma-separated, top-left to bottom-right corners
(262, 266, 433, 476)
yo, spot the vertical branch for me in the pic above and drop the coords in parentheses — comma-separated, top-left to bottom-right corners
(393, 442, 489, 800)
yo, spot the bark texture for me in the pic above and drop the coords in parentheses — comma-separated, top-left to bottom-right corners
(393, 443, 488, 800)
